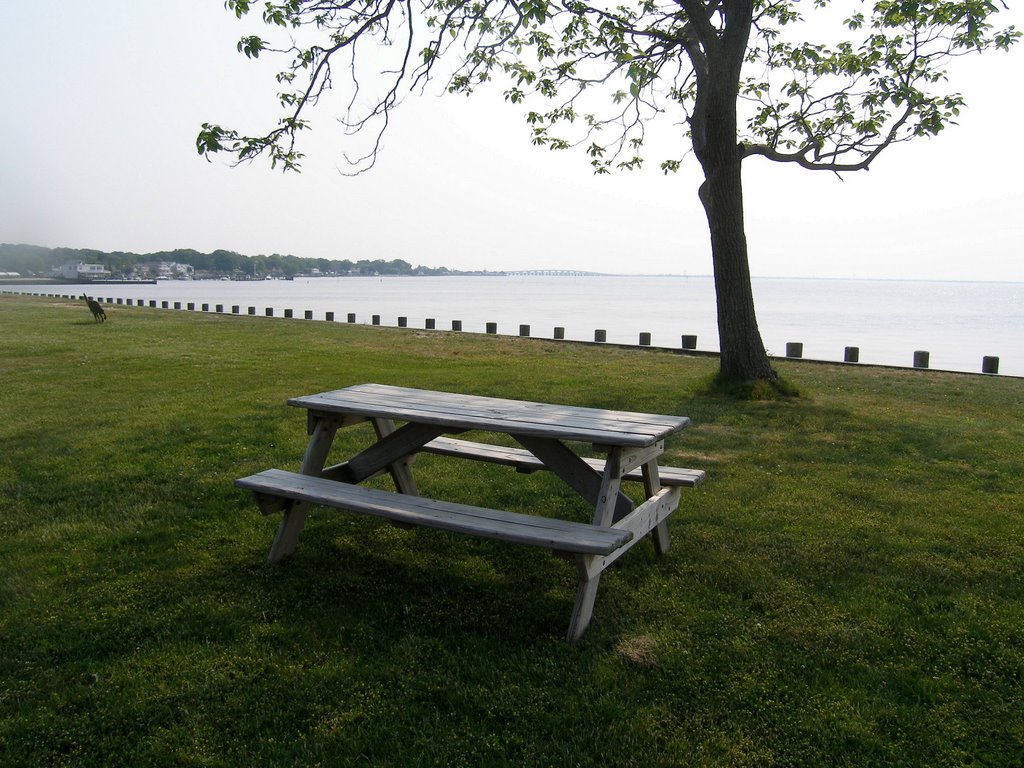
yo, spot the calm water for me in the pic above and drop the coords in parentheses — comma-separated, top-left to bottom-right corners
(10, 276, 1023, 376)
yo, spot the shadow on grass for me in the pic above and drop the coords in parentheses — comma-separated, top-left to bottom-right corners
(8, 511, 628, 762)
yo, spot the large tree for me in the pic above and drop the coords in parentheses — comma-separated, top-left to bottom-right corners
(199, 0, 1016, 385)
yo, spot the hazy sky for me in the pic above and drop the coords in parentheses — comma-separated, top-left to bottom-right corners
(2, 1, 1022, 280)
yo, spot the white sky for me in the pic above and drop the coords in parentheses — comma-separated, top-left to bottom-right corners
(1, 0, 1022, 280)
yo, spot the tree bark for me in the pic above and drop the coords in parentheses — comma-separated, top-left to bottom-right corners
(689, 4, 777, 384)
(698, 154, 776, 383)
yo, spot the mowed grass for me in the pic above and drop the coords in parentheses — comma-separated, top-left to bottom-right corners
(1, 295, 1022, 767)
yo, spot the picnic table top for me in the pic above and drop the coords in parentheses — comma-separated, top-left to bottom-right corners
(289, 383, 690, 448)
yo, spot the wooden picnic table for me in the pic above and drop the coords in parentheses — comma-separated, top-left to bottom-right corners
(236, 383, 704, 640)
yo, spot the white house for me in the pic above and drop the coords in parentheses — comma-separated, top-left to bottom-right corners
(58, 262, 111, 280)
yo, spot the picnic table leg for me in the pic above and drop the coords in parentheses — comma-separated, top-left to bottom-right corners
(566, 449, 631, 640)
(642, 460, 670, 556)
(593, 446, 626, 528)
(567, 556, 601, 641)
(267, 416, 339, 562)
(568, 448, 680, 638)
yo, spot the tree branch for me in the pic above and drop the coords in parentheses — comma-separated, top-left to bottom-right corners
(743, 101, 914, 172)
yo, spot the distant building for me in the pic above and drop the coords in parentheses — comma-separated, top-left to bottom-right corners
(152, 261, 194, 279)
(57, 262, 111, 281)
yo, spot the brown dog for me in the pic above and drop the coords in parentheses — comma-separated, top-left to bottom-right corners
(82, 294, 106, 322)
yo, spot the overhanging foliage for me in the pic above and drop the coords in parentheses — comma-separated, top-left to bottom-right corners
(198, 0, 1017, 174)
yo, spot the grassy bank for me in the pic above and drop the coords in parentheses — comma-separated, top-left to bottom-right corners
(2, 295, 1022, 767)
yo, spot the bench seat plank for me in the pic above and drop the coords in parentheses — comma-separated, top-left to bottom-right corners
(237, 469, 633, 555)
(420, 437, 706, 487)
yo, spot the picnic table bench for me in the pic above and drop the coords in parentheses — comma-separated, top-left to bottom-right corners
(236, 383, 704, 640)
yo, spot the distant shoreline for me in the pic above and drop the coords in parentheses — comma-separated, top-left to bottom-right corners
(0, 277, 157, 286)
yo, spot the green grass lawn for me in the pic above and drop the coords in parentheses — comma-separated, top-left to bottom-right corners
(2, 295, 1022, 767)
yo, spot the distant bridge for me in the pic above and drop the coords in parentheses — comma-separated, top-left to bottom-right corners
(503, 269, 606, 277)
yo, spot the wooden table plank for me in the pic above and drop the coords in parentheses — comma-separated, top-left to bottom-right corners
(296, 384, 685, 430)
(354, 383, 686, 431)
(291, 384, 689, 447)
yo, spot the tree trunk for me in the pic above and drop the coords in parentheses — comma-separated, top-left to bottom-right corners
(689, 6, 777, 384)
(698, 158, 776, 383)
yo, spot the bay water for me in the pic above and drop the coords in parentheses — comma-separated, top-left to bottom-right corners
(12, 275, 1022, 376)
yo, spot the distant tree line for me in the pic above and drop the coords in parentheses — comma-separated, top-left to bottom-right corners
(0, 244, 462, 278)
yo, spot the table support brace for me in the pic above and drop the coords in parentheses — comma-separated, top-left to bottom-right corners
(514, 435, 634, 521)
